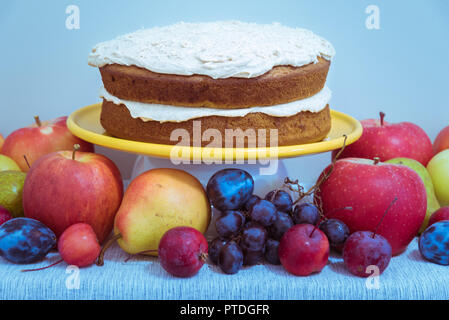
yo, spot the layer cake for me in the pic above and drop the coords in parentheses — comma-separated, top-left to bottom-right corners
(88, 21, 335, 147)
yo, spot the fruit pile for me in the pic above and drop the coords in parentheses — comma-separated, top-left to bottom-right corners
(205, 168, 395, 277)
(0, 113, 447, 281)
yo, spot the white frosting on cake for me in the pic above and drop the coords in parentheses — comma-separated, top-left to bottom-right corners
(100, 86, 331, 123)
(89, 21, 335, 79)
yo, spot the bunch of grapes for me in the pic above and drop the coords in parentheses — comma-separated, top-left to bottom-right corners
(206, 169, 350, 275)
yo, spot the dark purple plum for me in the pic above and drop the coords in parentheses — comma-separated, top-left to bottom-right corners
(208, 238, 228, 265)
(249, 199, 277, 227)
(269, 211, 294, 241)
(319, 218, 350, 252)
(215, 210, 245, 239)
(264, 239, 280, 265)
(419, 221, 449, 265)
(206, 169, 254, 211)
(0, 217, 56, 264)
(265, 190, 293, 213)
(218, 241, 244, 274)
(292, 203, 320, 225)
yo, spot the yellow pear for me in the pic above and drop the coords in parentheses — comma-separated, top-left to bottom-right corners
(0, 155, 21, 172)
(97, 168, 210, 265)
(386, 157, 440, 233)
(0, 170, 27, 217)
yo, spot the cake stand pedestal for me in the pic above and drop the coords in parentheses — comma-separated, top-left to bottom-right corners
(130, 155, 289, 195)
(130, 155, 291, 241)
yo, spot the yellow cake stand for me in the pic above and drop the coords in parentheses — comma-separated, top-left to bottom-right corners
(67, 103, 362, 161)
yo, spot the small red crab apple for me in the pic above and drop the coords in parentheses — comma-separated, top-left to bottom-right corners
(158, 227, 208, 278)
(278, 224, 329, 276)
(342, 231, 392, 277)
(58, 223, 101, 268)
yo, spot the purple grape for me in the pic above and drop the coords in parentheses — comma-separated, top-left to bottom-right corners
(269, 211, 294, 241)
(218, 241, 243, 274)
(215, 210, 245, 239)
(244, 195, 261, 211)
(240, 223, 268, 252)
(208, 238, 227, 265)
(249, 199, 277, 227)
(243, 249, 265, 266)
(265, 190, 293, 213)
(292, 203, 320, 225)
(319, 218, 350, 252)
(264, 239, 280, 265)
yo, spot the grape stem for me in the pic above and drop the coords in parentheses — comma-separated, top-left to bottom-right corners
(286, 134, 348, 206)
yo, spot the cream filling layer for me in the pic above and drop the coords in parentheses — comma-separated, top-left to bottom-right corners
(100, 86, 331, 123)
(89, 21, 335, 79)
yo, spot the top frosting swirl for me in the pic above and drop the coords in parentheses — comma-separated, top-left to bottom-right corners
(88, 21, 335, 79)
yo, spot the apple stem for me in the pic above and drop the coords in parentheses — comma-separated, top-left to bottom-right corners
(21, 259, 63, 272)
(136, 249, 158, 255)
(379, 112, 386, 126)
(309, 215, 326, 238)
(96, 233, 122, 266)
(123, 249, 159, 263)
(34, 116, 42, 127)
(372, 197, 398, 238)
(72, 144, 81, 161)
(373, 157, 380, 165)
(23, 155, 31, 169)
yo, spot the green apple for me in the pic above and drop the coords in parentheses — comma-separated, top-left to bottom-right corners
(0, 154, 21, 172)
(386, 157, 440, 233)
(427, 150, 449, 207)
(0, 170, 27, 217)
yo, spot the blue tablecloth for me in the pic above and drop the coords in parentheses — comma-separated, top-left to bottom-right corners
(0, 236, 447, 300)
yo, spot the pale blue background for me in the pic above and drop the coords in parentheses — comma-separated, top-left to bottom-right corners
(1, 0, 448, 180)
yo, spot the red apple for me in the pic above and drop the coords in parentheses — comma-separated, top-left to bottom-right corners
(333, 112, 433, 166)
(315, 158, 427, 255)
(22, 146, 123, 243)
(433, 126, 449, 155)
(1, 116, 93, 172)
(428, 207, 449, 226)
